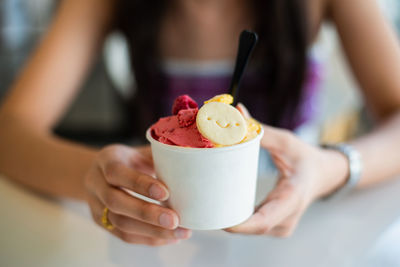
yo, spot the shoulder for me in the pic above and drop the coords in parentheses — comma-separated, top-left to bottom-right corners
(57, 0, 117, 26)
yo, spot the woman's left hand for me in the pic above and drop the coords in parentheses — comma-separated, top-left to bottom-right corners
(225, 123, 349, 237)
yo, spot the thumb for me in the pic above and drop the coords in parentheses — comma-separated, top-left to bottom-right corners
(236, 104, 298, 157)
(236, 103, 252, 119)
(226, 175, 298, 234)
(260, 124, 296, 155)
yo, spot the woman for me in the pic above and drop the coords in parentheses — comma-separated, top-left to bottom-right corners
(1, 0, 400, 246)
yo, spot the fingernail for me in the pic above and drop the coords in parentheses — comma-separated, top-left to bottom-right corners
(174, 228, 192, 239)
(159, 213, 177, 229)
(149, 184, 166, 200)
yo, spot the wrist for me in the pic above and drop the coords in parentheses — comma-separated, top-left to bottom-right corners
(314, 148, 349, 200)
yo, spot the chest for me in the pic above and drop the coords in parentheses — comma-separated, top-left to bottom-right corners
(159, 5, 252, 60)
(158, 0, 326, 61)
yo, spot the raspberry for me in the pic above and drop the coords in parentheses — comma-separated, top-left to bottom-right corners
(172, 95, 198, 115)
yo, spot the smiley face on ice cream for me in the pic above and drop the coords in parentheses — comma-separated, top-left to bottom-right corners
(196, 102, 247, 146)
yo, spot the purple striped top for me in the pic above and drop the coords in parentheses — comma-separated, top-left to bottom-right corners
(157, 59, 322, 130)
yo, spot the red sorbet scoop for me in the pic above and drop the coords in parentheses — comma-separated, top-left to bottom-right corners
(172, 95, 198, 115)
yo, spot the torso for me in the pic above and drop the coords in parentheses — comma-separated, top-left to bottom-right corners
(159, 0, 328, 61)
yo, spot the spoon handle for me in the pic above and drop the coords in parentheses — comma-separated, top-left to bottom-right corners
(229, 30, 258, 106)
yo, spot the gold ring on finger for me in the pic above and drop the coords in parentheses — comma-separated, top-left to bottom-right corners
(101, 207, 115, 230)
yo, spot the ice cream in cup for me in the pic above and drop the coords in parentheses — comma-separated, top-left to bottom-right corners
(146, 94, 264, 230)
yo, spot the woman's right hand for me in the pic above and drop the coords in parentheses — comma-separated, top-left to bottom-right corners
(84, 144, 192, 246)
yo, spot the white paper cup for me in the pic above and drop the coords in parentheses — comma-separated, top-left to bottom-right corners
(146, 128, 264, 230)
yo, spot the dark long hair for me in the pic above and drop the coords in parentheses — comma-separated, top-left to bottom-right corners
(116, 0, 308, 133)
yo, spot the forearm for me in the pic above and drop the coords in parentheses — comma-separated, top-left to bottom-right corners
(328, 0, 400, 187)
(349, 111, 400, 188)
(315, 111, 400, 198)
(0, 115, 97, 201)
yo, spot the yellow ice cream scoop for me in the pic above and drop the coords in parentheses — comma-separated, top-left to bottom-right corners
(240, 118, 262, 143)
(247, 118, 261, 133)
(204, 94, 233, 105)
(196, 102, 247, 146)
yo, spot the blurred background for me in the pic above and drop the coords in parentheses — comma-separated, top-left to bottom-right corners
(0, 0, 399, 146)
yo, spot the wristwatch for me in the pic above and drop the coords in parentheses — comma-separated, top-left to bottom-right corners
(320, 143, 363, 200)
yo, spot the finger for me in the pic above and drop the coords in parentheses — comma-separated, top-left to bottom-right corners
(112, 228, 180, 246)
(226, 177, 299, 234)
(270, 154, 293, 177)
(87, 190, 106, 225)
(101, 160, 169, 201)
(266, 226, 294, 238)
(131, 147, 155, 173)
(133, 162, 155, 177)
(130, 153, 155, 176)
(87, 192, 183, 246)
(266, 212, 302, 238)
(108, 211, 192, 240)
(136, 146, 153, 162)
(224, 212, 269, 235)
(236, 103, 252, 119)
(94, 174, 179, 229)
(257, 177, 300, 224)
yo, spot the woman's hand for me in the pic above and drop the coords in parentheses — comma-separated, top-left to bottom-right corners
(84, 144, 192, 246)
(225, 105, 349, 237)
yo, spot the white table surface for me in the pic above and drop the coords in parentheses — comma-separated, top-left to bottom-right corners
(1, 173, 400, 267)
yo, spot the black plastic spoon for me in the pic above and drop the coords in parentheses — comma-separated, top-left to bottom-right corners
(229, 30, 258, 106)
